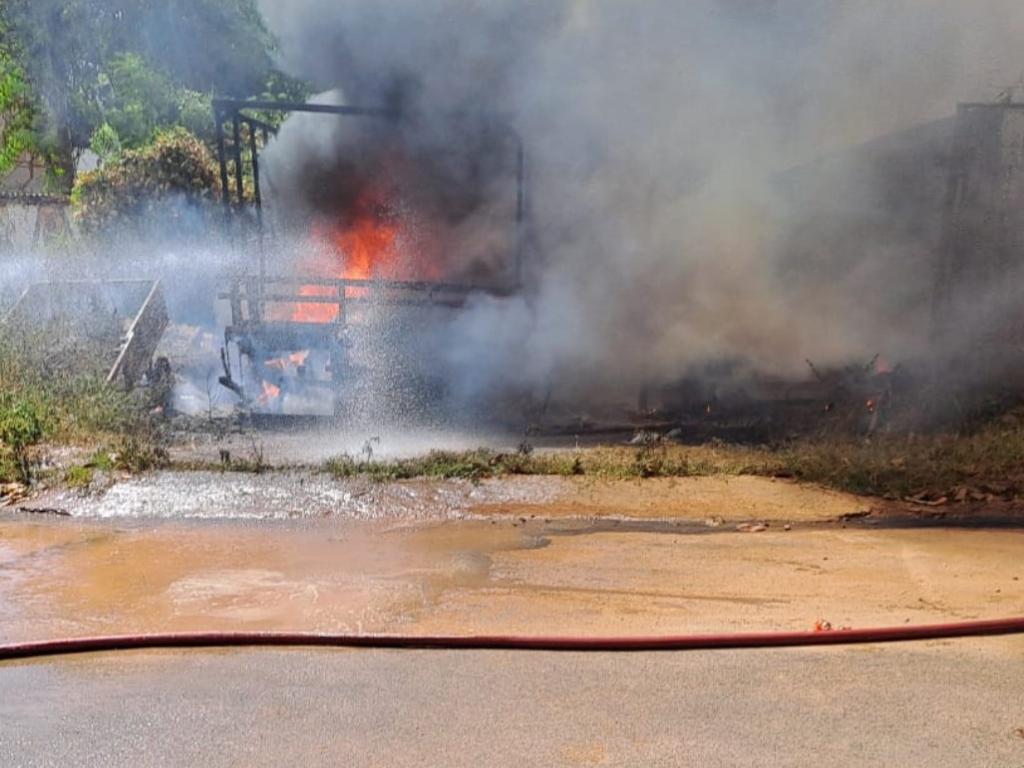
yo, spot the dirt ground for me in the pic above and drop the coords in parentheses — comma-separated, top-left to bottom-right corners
(23, 471, 868, 522)
(2, 473, 1021, 646)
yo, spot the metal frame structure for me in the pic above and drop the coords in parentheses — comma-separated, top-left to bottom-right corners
(210, 99, 526, 411)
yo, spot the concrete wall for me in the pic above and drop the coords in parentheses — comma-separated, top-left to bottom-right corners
(0, 195, 74, 253)
(934, 103, 1024, 350)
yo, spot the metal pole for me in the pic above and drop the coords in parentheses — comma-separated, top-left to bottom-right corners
(247, 120, 263, 224)
(212, 99, 397, 119)
(231, 113, 245, 213)
(247, 119, 266, 318)
(215, 108, 231, 220)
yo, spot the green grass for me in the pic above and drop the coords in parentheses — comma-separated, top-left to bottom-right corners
(64, 464, 94, 490)
(773, 425, 1024, 498)
(88, 449, 116, 472)
(63, 447, 126, 491)
(323, 445, 768, 484)
(320, 419, 1024, 501)
(110, 435, 169, 473)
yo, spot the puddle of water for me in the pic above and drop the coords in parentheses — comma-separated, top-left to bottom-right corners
(40, 472, 563, 522)
(0, 517, 527, 643)
(3, 477, 1020, 646)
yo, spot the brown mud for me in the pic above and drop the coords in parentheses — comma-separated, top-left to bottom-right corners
(2, 474, 1021, 646)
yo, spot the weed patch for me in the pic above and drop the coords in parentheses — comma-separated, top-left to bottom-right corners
(320, 421, 1024, 500)
(0, 331, 156, 481)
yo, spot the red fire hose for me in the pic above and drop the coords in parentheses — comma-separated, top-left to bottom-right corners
(1, 617, 1023, 662)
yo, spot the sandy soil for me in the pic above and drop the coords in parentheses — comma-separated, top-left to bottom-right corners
(471, 474, 868, 522)
(2, 470, 1020, 644)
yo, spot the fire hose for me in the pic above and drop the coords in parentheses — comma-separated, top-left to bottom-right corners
(1, 617, 1023, 662)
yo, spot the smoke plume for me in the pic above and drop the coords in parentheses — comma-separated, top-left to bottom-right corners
(258, 0, 1024, 403)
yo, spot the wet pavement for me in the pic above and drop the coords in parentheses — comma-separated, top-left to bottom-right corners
(23, 471, 865, 522)
(1, 472, 1023, 765)
(1, 494, 1021, 642)
(2, 643, 1023, 767)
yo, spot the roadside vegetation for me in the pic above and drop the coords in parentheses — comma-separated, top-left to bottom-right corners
(0, 0, 305, 487)
(321, 413, 1024, 502)
(0, 331, 164, 484)
(71, 127, 222, 235)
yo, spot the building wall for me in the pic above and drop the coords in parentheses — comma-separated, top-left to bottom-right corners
(934, 103, 1024, 351)
(0, 151, 48, 196)
(0, 195, 74, 253)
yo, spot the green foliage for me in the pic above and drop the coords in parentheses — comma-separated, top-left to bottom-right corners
(60, 437, 167, 487)
(3, 0, 305, 187)
(0, 324, 164, 484)
(250, 70, 311, 131)
(132, 0, 278, 96)
(0, 392, 45, 482)
(50, 376, 144, 435)
(0, 327, 150, 451)
(88, 449, 116, 471)
(325, 449, 594, 483)
(72, 127, 220, 233)
(176, 88, 214, 140)
(0, 393, 45, 451)
(0, 19, 41, 177)
(89, 121, 122, 164)
(80, 54, 215, 152)
(111, 434, 169, 473)
(64, 464, 94, 489)
(319, 420, 1024, 501)
(94, 53, 179, 148)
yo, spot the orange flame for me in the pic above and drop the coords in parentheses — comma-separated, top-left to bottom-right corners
(284, 186, 407, 325)
(256, 380, 282, 407)
(285, 185, 442, 324)
(336, 216, 401, 284)
(289, 282, 341, 324)
(286, 215, 400, 323)
(265, 350, 310, 372)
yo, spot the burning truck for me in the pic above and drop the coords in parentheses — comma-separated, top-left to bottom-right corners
(205, 92, 1024, 432)
(211, 98, 525, 417)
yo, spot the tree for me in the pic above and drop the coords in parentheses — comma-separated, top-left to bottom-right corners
(0, 19, 47, 182)
(131, 0, 276, 97)
(71, 127, 221, 236)
(0, 41, 33, 176)
(1, 0, 106, 187)
(2, 0, 297, 189)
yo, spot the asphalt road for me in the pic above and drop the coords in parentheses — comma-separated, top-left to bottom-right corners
(2, 641, 1022, 767)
